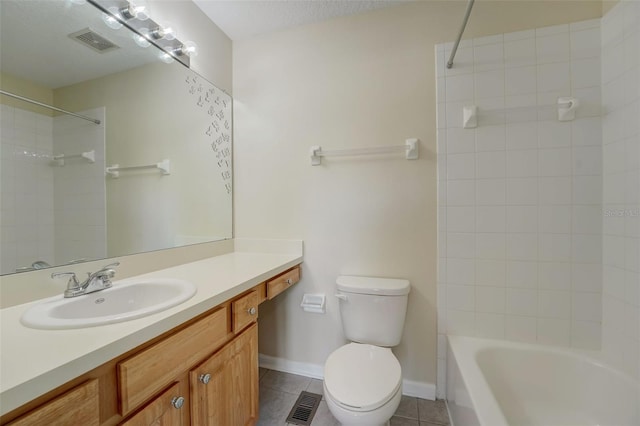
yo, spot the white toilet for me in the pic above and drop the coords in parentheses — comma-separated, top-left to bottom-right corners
(323, 275, 410, 426)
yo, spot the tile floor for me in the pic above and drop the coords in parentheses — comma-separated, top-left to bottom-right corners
(258, 368, 450, 426)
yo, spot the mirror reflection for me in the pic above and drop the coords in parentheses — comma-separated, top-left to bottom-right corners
(0, 0, 233, 275)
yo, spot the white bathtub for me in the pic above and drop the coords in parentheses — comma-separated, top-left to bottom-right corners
(446, 335, 640, 426)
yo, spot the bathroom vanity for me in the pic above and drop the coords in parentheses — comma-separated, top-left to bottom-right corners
(0, 249, 302, 425)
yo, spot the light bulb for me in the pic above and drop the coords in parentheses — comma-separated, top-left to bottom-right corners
(133, 5, 149, 21)
(175, 41, 197, 57)
(119, 4, 136, 19)
(132, 0, 150, 20)
(102, 8, 123, 30)
(133, 29, 151, 48)
(159, 52, 174, 64)
(150, 23, 176, 41)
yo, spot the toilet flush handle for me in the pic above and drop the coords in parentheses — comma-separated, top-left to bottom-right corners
(335, 293, 348, 302)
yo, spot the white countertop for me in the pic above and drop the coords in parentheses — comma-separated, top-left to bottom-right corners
(0, 249, 302, 415)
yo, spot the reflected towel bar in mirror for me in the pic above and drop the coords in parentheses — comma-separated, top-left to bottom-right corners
(51, 150, 96, 166)
(106, 159, 171, 178)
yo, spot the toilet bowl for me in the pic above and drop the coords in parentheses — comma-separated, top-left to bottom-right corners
(323, 343, 403, 426)
(324, 276, 410, 425)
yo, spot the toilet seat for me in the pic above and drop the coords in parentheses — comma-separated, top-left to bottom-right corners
(324, 343, 402, 412)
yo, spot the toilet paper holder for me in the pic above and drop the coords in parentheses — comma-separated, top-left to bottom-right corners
(301, 294, 326, 314)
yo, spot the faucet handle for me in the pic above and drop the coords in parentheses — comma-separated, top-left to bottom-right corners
(51, 272, 80, 289)
(101, 262, 120, 271)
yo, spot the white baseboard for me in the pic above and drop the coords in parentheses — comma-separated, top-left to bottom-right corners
(258, 353, 436, 400)
(259, 353, 324, 379)
(402, 379, 436, 400)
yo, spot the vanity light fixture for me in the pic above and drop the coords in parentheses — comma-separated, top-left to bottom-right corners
(150, 24, 175, 41)
(173, 41, 198, 57)
(119, 3, 145, 20)
(88, 0, 192, 67)
(118, 4, 135, 19)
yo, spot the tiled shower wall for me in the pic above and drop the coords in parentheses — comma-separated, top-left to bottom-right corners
(436, 20, 603, 396)
(0, 105, 106, 274)
(600, 1, 640, 380)
(0, 106, 55, 274)
(52, 108, 106, 265)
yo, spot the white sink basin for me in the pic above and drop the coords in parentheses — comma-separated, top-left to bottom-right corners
(21, 279, 197, 330)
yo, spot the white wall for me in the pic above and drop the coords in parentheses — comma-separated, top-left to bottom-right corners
(600, 0, 640, 380)
(233, 1, 602, 394)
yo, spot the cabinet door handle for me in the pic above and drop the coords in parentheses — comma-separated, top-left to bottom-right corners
(171, 396, 185, 409)
(247, 307, 257, 316)
(199, 373, 211, 384)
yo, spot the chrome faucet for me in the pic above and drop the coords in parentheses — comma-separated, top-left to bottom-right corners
(52, 262, 120, 298)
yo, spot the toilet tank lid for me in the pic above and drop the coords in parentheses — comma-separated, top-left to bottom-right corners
(336, 275, 410, 296)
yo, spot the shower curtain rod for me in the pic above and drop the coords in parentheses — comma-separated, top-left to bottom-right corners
(0, 90, 101, 125)
(447, 0, 475, 69)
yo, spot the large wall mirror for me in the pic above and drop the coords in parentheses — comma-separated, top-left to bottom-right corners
(0, 0, 233, 276)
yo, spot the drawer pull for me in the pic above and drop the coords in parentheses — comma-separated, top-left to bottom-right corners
(285, 278, 293, 285)
(247, 307, 257, 316)
(199, 373, 211, 384)
(171, 396, 185, 409)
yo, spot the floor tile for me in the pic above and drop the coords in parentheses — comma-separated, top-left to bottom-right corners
(258, 388, 298, 426)
(394, 395, 419, 419)
(391, 416, 420, 426)
(259, 367, 268, 380)
(417, 399, 450, 425)
(258, 369, 451, 426)
(310, 400, 339, 426)
(261, 369, 312, 395)
(306, 378, 324, 398)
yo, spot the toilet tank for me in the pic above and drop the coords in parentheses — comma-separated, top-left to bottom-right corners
(336, 276, 410, 347)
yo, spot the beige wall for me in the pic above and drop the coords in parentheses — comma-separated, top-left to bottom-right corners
(602, 0, 620, 15)
(0, 72, 53, 116)
(146, 0, 233, 93)
(234, 0, 602, 390)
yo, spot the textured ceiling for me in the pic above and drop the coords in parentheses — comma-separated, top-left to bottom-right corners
(193, 0, 410, 41)
(1, 0, 160, 89)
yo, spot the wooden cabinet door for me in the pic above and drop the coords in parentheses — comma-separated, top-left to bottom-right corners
(229, 323, 258, 426)
(118, 307, 229, 416)
(119, 382, 184, 426)
(190, 323, 258, 426)
(8, 380, 99, 426)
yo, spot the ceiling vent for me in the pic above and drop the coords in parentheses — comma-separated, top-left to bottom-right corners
(69, 28, 119, 53)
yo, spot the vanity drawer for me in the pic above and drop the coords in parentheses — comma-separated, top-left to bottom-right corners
(118, 307, 229, 415)
(267, 266, 301, 300)
(232, 290, 258, 333)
